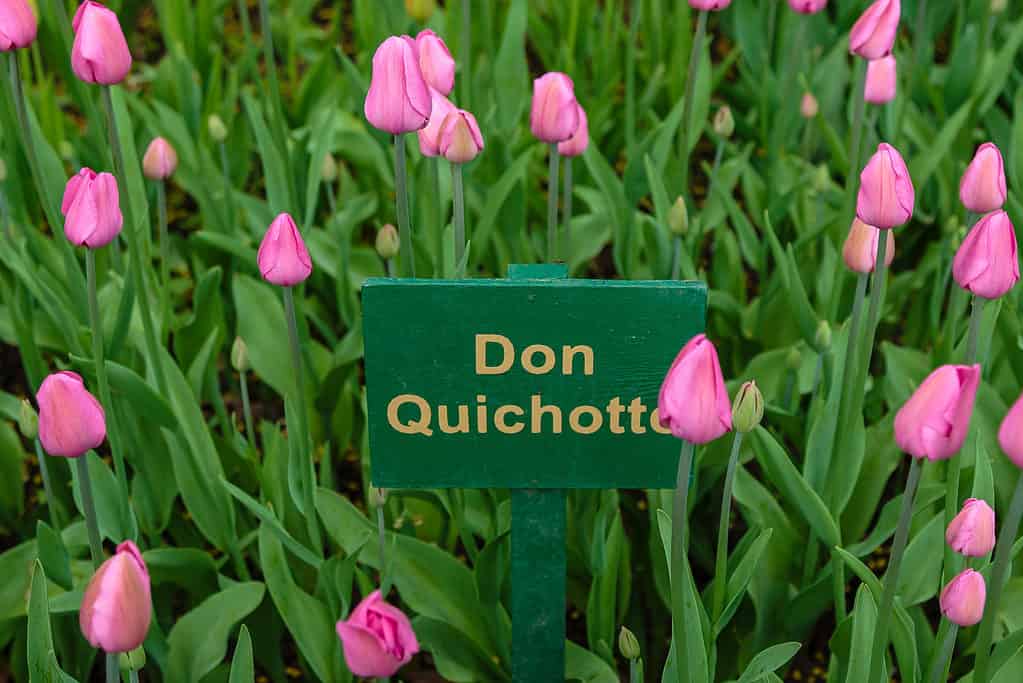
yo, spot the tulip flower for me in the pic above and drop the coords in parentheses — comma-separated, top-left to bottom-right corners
(689, 0, 732, 9)
(71, 1, 132, 85)
(946, 498, 996, 557)
(894, 364, 980, 461)
(336, 591, 420, 678)
(940, 569, 987, 627)
(857, 143, 915, 228)
(558, 104, 589, 158)
(658, 334, 732, 444)
(36, 371, 106, 458)
(258, 213, 313, 287)
(530, 72, 580, 144)
(417, 88, 456, 157)
(843, 218, 895, 274)
(61, 168, 124, 249)
(414, 29, 454, 96)
(364, 36, 432, 135)
(439, 109, 484, 164)
(80, 541, 152, 653)
(999, 392, 1023, 469)
(0, 0, 36, 51)
(864, 55, 897, 104)
(142, 137, 177, 181)
(960, 142, 1007, 214)
(788, 0, 827, 12)
(800, 93, 819, 118)
(849, 0, 901, 60)
(952, 210, 1019, 300)
(712, 106, 734, 139)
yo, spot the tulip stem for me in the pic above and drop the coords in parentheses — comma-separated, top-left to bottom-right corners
(105, 654, 118, 683)
(283, 287, 322, 556)
(377, 490, 391, 597)
(630, 658, 642, 683)
(671, 236, 683, 280)
(156, 180, 170, 343)
(972, 473, 1023, 683)
(35, 439, 63, 530)
(394, 134, 415, 278)
(927, 623, 958, 683)
(711, 431, 744, 626)
(452, 162, 466, 277)
(868, 456, 923, 683)
(239, 368, 257, 451)
(679, 11, 708, 194)
(218, 142, 237, 235)
(129, 668, 140, 683)
(845, 61, 868, 212)
(966, 295, 983, 366)
(547, 144, 560, 263)
(859, 234, 889, 387)
(563, 157, 574, 265)
(75, 455, 104, 569)
(670, 440, 696, 683)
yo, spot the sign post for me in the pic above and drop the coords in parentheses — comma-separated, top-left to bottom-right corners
(362, 264, 706, 681)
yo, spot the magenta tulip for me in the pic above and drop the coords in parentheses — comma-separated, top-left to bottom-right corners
(857, 143, 915, 228)
(940, 569, 987, 627)
(439, 110, 484, 164)
(952, 210, 1019, 300)
(36, 371, 106, 458)
(557, 104, 589, 158)
(414, 29, 454, 96)
(788, 0, 827, 12)
(417, 89, 456, 157)
(946, 498, 996, 557)
(61, 168, 123, 249)
(689, 0, 732, 9)
(530, 72, 580, 144)
(843, 218, 895, 274)
(0, 0, 37, 51)
(364, 36, 432, 135)
(999, 392, 1023, 469)
(960, 143, 1007, 214)
(71, 1, 132, 85)
(142, 137, 178, 181)
(658, 334, 733, 444)
(336, 591, 420, 678)
(894, 364, 980, 461)
(258, 213, 313, 287)
(849, 0, 901, 60)
(80, 541, 152, 653)
(864, 55, 897, 104)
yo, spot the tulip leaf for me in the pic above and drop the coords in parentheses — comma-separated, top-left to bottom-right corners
(232, 274, 293, 398)
(493, 0, 529, 133)
(735, 642, 801, 683)
(565, 640, 620, 683)
(35, 521, 71, 592)
(845, 585, 877, 683)
(228, 624, 255, 683)
(413, 616, 511, 682)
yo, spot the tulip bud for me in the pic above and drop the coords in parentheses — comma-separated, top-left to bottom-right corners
(946, 498, 996, 557)
(788, 0, 828, 13)
(119, 646, 146, 672)
(894, 364, 980, 460)
(61, 168, 124, 249)
(959, 143, 1007, 214)
(142, 137, 177, 181)
(0, 0, 37, 51)
(689, 0, 733, 10)
(849, 0, 901, 60)
(530, 72, 580, 144)
(18, 399, 38, 440)
(439, 109, 484, 164)
(864, 55, 897, 104)
(207, 114, 228, 143)
(618, 626, 640, 661)
(815, 321, 832, 351)
(415, 30, 455, 96)
(786, 347, 802, 371)
(658, 334, 732, 444)
(557, 104, 589, 158)
(857, 143, 915, 229)
(992, 0, 1007, 13)
(713, 106, 734, 138)
(404, 0, 436, 23)
(812, 164, 830, 194)
(843, 218, 895, 274)
(71, 1, 132, 85)
(940, 569, 986, 627)
(59, 140, 74, 162)
(36, 372, 106, 458)
(800, 93, 819, 119)
(732, 381, 764, 434)
(376, 224, 400, 260)
(319, 153, 338, 183)
(231, 336, 249, 372)
(336, 591, 420, 677)
(952, 210, 1019, 300)
(257, 213, 313, 287)
(999, 392, 1023, 469)
(80, 541, 152, 653)
(368, 485, 388, 509)
(364, 36, 432, 135)
(417, 89, 456, 158)
(669, 196, 689, 236)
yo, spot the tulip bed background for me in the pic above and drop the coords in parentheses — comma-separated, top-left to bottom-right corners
(4, 0, 1023, 681)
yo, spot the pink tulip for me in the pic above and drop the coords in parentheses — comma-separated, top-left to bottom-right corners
(960, 143, 1007, 214)
(530, 72, 580, 144)
(80, 541, 152, 653)
(788, 0, 827, 12)
(414, 30, 454, 96)
(856, 143, 915, 228)
(417, 89, 456, 157)
(439, 110, 484, 164)
(952, 210, 1019, 300)
(894, 364, 980, 461)
(658, 334, 733, 444)
(689, 0, 732, 9)
(557, 104, 589, 157)
(258, 213, 313, 287)
(946, 498, 996, 557)
(142, 137, 177, 181)
(364, 36, 432, 135)
(864, 55, 897, 104)
(61, 168, 123, 249)
(36, 371, 106, 458)
(849, 0, 901, 60)
(999, 392, 1023, 468)
(800, 93, 819, 118)
(336, 590, 419, 678)
(940, 569, 986, 627)
(0, 0, 37, 51)
(71, 1, 132, 85)
(842, 217, 895, 274)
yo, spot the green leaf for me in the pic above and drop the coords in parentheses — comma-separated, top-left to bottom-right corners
(845, 584, 877, 683)
(655, 509, 709, 683)
(714, 528, 774, 635)
(735, 642, 801, 683)
(566, 640, 620, 683)
(243, 91, 291, 214)
(492, 0, 529, 132)
(222, 478, 322, 568)
(413, 616, 510, 682)
(35, 521, 71, 592)
(471, 151, 532, 261)
(228, 624, 255, 683)
(233, 274, 292, 397)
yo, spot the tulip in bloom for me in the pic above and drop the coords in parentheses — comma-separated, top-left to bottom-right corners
(36, 371, 106, 458)
(800, 93, 819, 118)
(414, 30, 454, 96)
(843, 218, 895, 274)
(689, 0, 732, 9)
(940, 569, 987, 627)
(258, 213, 313, 287)
(658, 334, 732, 444)
(849, 0, 901, 60)
(417, 88, 456, 157)
(0, 0, 37, 51)
(530, 72, 580, 144)
(71, 1, 133, 85)
(946, 498, 996, 557)
(960, 143, 1007, 214)
(788, 0, 827, 12)
(336, 591, 419, 677)
(364, 36, 432, 135)
(558, 104, 589, 157)
(142, 137, 178, 181)
(894, 364, 980, 460)
(864, 56, 897, 104)
(439, 110, 484, 164)
(61, 168, 124, 248)
(999, 392, 1023, 468)
(80, 541, 152, 653)
(952, 210, 1019, 300)
(857, 143, 915, 228)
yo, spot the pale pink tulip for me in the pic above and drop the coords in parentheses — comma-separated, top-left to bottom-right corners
(80, 541, 152, 653)
(0, 0, 37, 51)
(439, 110, 484, 164)
(843, 218, 895, 273)
(960, 143, 1007, 214)
(142, 137, 177, 181)
(894, 364, 980, 460)
(71, 1, 132, 85)
(658, 334, 733, 444)
(414, 30, 454, 96)
(364, 36, 432, 135)
(36, 371, 106, 458)
(61, 168, 123, 248)
(952, 210, 1019, 300)
(857, 143, 915, 228)
(940, 569, 986, 627)
(257, 213, 313, 287)
(336, 591, 419, 677)
(557, 104, 589, 157)
(946, 498, 996, 557)
(530, 72, 580, 144)
(864, 56, 897, 104)
(849, 0, 901, 60)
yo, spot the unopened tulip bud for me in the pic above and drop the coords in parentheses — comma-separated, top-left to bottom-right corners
(857, 143, 915, 229)
(36, 372, 106, 458)
(946, 498, 996, 557)
(557, 104, 589, 157)
(71, 1, 133, 85)
(18, 399, 37, 440)
(80, 541, 152, 653)
(940, 569, 986, 627)
(368, 486, 387, 509)
(786, 347, 802, 371)
(364, 36, 432, 135)
(0, 0, 37, 51)
(321, 153, 338, 183)
(257, 213, 313, 287)
(800, 93, 819, 118)
(843, 218, 895, 274)
(732, 381, 764, 434)
(415, 30, 455, 96)
(376, 224, 400, 260)
(417, 89, 456, 158)
(658, 334, 732, 444)
(849, 0, 901, 60)
(815, 321, 832, 350)
(439, 110, 484, 164)
(952, 210, 1019, 300)
(959, 143, 1007, 214)
(405, 0, 436, 22)
(208, 114, 228, 143)
(530, 72, 580, 143)
(713, 106, 734, 138)
(689, 0, 733, 10)
(992, 0, 1007, 13)
(812, 165, 830, 194)
(231, 336, 249, 372)
(864, 56, 897, 104)
(894, 364, 980, 460)
(119, 646, 146, 672)
(999, 392, 1023, 469)
(61, 168, 123, 249)
(142, 137, 177, 181)
(618, 626, 640, 661)
(669, 197, 689, 236)
(59, 141, 74, 162)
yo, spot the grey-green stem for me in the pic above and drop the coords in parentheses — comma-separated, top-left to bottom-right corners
(711, 431, 744, 625)
(377, 492, 390, 596)
(845, 61, 868, 214)
(35, 439, 62, 529)
(105, 655, 118, 683)
(671, 236, 683, 281)
(562, 157, 573, 263)
(239, 369, 257, 451)
(966, 295, 983, 366)
(156, 181, 170, 343)
(547, 144, 560, 263)
(670, 440, 695, 683)
(76, 455, 104, 569)
(394, 135, 415, 277)
(452, 162, 466, 277)
(927, 622, 958, 683)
